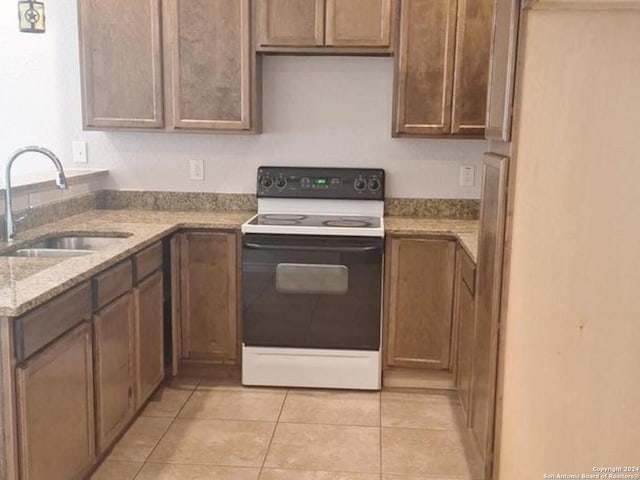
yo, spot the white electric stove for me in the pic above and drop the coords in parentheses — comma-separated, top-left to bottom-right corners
(241, 166, 385, 390)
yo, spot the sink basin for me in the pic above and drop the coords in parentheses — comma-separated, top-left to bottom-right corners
(0, 233, 131, 258)
(27, 235, 129, 251)
(10, 248, 94, 258)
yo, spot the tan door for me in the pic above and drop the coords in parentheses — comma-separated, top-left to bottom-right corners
(325, 0, 392, 47)
(15, 323, 95, 480)
(179, 232, 238, 364)
(94, 293, 135, 453)
(385, 237, 457, 369)
(451, 0, 493, 135)
(165, 0, 252, 130)
(471, 153, 509, 474)
(78, 0, 164, 128)
(258, 0, 324, 46)
(135, 271, 165, 407)
(393, 0, 458, 136)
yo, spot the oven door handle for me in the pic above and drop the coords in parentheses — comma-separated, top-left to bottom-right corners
(244, 242, 381, 253)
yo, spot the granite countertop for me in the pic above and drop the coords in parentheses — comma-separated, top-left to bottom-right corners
(385, 217, 479, 261)
(1, 210, 479, 318)
(0, 209, 254, 317)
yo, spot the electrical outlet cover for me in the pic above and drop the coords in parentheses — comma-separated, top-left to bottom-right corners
(72, 141, 88, 163)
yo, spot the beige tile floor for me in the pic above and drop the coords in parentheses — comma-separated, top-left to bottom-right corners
(91, 378, 483, 480)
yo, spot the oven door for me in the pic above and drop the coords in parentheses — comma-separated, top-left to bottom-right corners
(242, 234, 383, 351)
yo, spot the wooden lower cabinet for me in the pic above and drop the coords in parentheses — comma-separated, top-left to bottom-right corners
(93, 293, 135, 453)
(134, 270, 165, 407)
(178, 231, 238, 365)
(15, 323, 95, 480)
(454, 245, 476, 423)
(385, 236, 456, 369)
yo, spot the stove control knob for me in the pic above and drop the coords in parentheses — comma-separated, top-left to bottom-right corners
(275, 177, 287, 189)
(260, 177, 273, 189)
(354, 178, 367, 192)
(368, 178, 381, 192)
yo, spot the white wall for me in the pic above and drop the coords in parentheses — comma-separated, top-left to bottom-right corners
(0, 1, 485, 199)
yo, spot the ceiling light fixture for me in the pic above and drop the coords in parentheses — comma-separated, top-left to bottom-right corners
(18, 1, 45, 33)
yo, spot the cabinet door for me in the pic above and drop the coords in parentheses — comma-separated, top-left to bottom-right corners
(393, 0, 458, 136)
(325, 0, 392, 47)
(485, 0, 520, 141)
(94, 293, 135, 453)
(16, 323, 94, 480)
(451, 0, 493, 135)
(455, 246, 476, 424)
(471, 154, 508, 471)
(180, 232, 238, 364)
(385, 237, 456, 369)
(166, 0, 252, 130)
(135, 271, 165, 407)
(258, 0, 324, 47)
(78, 0, 164, 129)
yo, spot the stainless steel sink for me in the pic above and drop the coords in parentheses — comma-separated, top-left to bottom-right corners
(0, 233, 131, 258)
(27, 235, 128, 251)
(10, 248, 94, 258)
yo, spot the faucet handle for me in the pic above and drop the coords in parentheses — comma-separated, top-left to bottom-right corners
(56, 171, 68, 189)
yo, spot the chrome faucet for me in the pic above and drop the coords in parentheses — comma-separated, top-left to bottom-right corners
(4, 146, 68, 242)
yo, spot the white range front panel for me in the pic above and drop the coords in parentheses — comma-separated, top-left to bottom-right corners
(242, 346, 381, 390)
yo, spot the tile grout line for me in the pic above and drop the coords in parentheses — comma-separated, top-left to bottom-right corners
(131, 378, 202, 480)
(258, 388, 289, 478)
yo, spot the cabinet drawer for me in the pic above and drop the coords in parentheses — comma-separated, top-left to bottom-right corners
(93, 260, 133, 310)
(460, 248, 476, 295)
(135, 242, 163, 282)
(15, 282, 92, 362)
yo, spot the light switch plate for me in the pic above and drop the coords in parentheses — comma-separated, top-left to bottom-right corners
(459, 165, 475, 187)
(72, 141, 88, 163)
(190, 159, 204, 181)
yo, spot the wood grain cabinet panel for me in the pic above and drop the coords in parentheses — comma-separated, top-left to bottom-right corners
(393, 0, 493, 137)
(471, 153, 509, 475)
(385, 237, 456, 369)
(78, 0, 164, 129)
(166, 0, 252, 130)
(15, 323, 95, 480)
(179, 232, 238, 364)
(393, 0, 458, 136)
(454, 245, 476, 424)
(485, 0, 521, 141)
(258, 0, 324, 46)
(93, 293, 135, 453)
(134, 270, 165, 407)
(325, 0, 392, 47)
(451, 0, 494, 135)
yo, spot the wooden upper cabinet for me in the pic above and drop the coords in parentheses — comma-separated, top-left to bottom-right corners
(78, 0, 164, 129)
(485, 0, 520, 141)
(393, 0, 493, 137)
(393, 0, 458, 136)
(16, 323, 95, 480)
(385, 237, 456, 369)
(325, 0, 392, 47)
(451, 0, 493, 135)
(258, 0, 324, 46)
(165, 0, 252, 130)
(179, 232, 238, 364)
